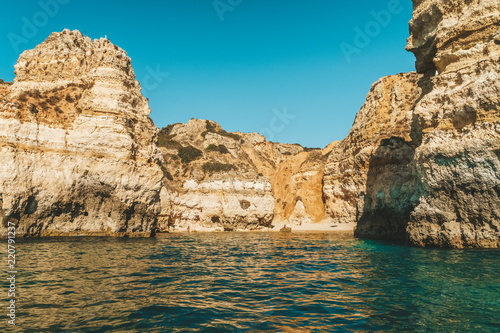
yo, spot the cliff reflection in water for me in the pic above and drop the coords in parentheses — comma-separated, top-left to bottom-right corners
(9, 232, 500, 332)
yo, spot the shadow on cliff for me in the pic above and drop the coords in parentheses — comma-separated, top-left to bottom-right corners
(415, 71, 435, 105)
(354, 112, 425, 242)
(353, 68, 436, 242)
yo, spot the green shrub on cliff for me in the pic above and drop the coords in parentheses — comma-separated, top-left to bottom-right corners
(205, 144, 229, 154)
(178, 145, 203, 164)
(218, 130, 240, 141)
(157, 127, 182, 149)
(304, 147, 321, 152)
(201, 120, 241, 141)
(202, 162, 236, 173)
(162, 140, 183, 149)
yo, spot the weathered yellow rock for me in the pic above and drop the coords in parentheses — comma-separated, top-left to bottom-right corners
(324, 0, 500, 248)
(323, 73, 422, 224)
(0, 30, 163, 237)
(407, 0, 500, 74)
(156, 119, 329, 232)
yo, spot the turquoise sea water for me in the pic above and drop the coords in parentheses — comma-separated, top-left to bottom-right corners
(3, 232, 499, 332)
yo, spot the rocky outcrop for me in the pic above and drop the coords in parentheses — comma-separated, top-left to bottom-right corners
(324, 0, 500, 248)
(272, 143, 334, 226)
(323, 73, 422, 224)
(407, 0, 500, 74)
(4, 1, 498, 247)
(0, 29, 163, 237)
(0, 26, 329, 237)
(156, 119, 329, 231)
(397, 56, 500, 248)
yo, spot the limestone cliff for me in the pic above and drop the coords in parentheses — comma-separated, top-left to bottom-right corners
(324, 0, 500, 248)
(156, 119, 329, 231)
(272, 142, 334, 226)
(4, 0, 498, 247)
(0, 29, 163, 237)
(323, 73, 422, 224)
(0, 29, 329, 237)
(407, 0, 500, 74)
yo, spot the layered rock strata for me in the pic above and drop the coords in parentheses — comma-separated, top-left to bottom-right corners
(0, 29, 163, 237)
(407, 0, 500, 74)
(156, 119, 329, 231)
(3, 0, 499, 248)
(324, 0, 500, 248)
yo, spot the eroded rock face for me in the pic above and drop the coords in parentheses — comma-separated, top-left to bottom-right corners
(323, 73, 422, 225)
(156, 119, 275, 231)
(403, 59, 500, 248)
(0, 29, 163, 237)
(156, 119, 329, 231)
(161, 177, 275, 232)
(355, 61, 500, 248)
(325, 0, 500, 248)
(407, 0, 500, 74)
(272, 144, 333, 226)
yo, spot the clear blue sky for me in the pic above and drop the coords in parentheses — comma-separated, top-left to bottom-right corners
(0, 0, 415, 148)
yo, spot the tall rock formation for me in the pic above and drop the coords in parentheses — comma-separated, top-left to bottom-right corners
(407, 0, 500, 74)
(0, 29, 163, 237)
(323, 73, 422, 225)
(4, 0, 498, 247)
(324, 0, 500, 248)
(0, 27, 329, 237)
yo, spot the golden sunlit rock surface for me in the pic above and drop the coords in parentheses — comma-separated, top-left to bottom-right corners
(0, 29, 163, 237)
(2, 0, 499, 248)
(156, 119, 330, 231)
(324, 0, 500, 248)
(407, 0, 500, 74)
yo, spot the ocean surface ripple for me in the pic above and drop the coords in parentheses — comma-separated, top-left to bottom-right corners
(5, 232, 499, 332)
